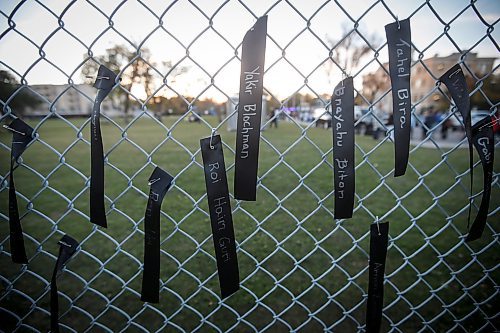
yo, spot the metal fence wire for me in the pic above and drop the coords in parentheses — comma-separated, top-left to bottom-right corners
(0, 0, 499, 332)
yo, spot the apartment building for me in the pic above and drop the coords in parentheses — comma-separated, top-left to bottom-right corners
(25, 83, 118, 117)
(362, 52, 496, 112)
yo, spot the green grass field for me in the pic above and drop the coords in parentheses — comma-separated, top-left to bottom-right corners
(0, 115, 498, 332)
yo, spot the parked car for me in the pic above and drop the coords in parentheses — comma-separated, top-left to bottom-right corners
(471, 110, 491, 126)
(355, 108, 389, 136)
(447, 110, 463, 131)
(188, 111, 201, 122)
(471, 110, 500, 136)
(312, 107, 331, 129)
(355, 108, 375, 134)
(445, 108, 493, 130)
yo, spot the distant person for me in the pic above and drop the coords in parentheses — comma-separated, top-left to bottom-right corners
(154, 110, 162, 122)
(439, 112, 450, 139)
(387, 114, 394, 126)
(270, 109, 279, 128)
(423, 108, 435, 139)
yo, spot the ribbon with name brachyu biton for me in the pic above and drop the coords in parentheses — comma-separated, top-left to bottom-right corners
(466, 115, 495, 242)
(4, 118, 35, 263)
(141, 166, 174, 303)
(439, 64, 474, 223)
(385, 18, 412, 177)
(51, 234, 79, 333)
(90, 65, 119, 228)
(234, 16, 267, 201)
(332, 77, 355, 219)
(366, 221, 389, 333)
(201, 134, 240, 298)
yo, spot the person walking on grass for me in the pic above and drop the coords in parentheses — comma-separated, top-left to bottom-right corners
(270, 109, 279, 128)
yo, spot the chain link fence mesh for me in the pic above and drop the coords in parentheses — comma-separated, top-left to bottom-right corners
(0, 0, 499, 332)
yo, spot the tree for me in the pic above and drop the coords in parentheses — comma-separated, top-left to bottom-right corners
(468, 74, 499, 110)
(81, 44, 188, 121)
(324, 23, 381, 86)
(0, 70, 41, 115)
(437, 73, 499, 112)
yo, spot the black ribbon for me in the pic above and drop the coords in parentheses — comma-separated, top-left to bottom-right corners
(200, 134, 240, 298)
(5, 118, 34, 263)
(234, 16, 267, 201)
(385, 18, 412, 177)
(331, 77, 355, 219)
(439, 64, 473, 223)
(51, 234, 79, 333)
(366, 221, 389, 333)
(141, 166, 173, 303)
(90, 65, 118, 228)
(466, 116, 495, 242)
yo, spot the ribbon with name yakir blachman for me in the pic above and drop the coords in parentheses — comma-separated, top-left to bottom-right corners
(234, 16, 268, 201)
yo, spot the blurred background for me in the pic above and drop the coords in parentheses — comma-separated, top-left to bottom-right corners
(0, 0, 498, 332)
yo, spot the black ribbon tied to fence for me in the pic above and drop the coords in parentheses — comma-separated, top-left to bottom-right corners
(51, 234, 79, 333)
(90, 65, 119, 228)
(6, 118, 35, 263)
(234, 15, 267, 201)
(439, 64, 473, 223)
(201, 134, 240, 298)
(385, 18, 412, 177)
(466, 116, 495, 242)
(141, 166, 173, 303)
(366, 221, 389, 333)
(332, 77, 355, 219)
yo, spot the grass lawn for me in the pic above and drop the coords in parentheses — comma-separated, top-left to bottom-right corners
(0, 114, 498, 332)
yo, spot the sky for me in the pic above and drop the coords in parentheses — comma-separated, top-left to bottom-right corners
(0, 0, 498, 103)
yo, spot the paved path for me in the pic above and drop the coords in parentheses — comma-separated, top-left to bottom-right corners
(410, 127, 468, 149)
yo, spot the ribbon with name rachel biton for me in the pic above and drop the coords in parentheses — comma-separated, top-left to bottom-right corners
(385, 18, 411, 177)
(90, 65, 119, 228)
(4, 118, 35, 263)
(366, 221, 389, 333)
(141, 166, 174, 303)
(201, 134, 240, 298)
(439, 64, 473, 223)
(466, 115, 495, 242)
(51, 234, 79, 333)
(331, 77, 355, 219)
(234, 16, 267, 201)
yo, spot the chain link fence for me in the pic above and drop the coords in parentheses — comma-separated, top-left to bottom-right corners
(0, 0, 499, 332)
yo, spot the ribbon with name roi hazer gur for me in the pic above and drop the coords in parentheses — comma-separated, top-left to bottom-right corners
(201, 134, 240, 298)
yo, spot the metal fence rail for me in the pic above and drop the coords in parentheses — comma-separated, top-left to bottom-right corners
(0, 0, 498, 332)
